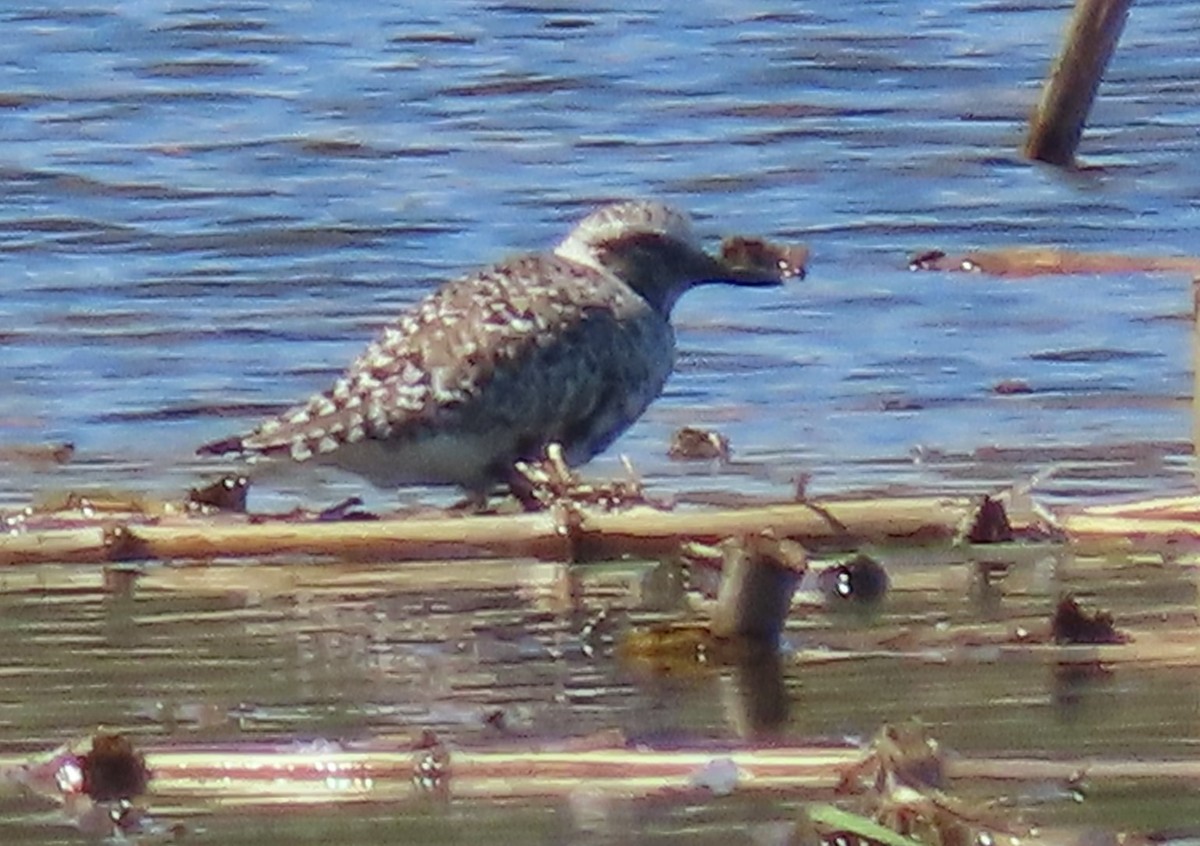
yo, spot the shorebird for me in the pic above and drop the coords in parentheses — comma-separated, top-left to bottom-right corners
(197, 201, 804, 499)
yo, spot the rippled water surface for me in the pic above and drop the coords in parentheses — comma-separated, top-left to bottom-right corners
(4, 0, 1200, 842)
(4, 0, 1199, 509)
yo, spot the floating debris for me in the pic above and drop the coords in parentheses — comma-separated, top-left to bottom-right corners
(616, 621, 758, 672)
(839, 723, 1026, 846)
(315, 496, 377, 521)
(720, 235, 809, 280)
(992, 379, 1033, 395)
(80, 733, 150, 802)
(1052, 594, 1127, 645)
(31, 488, 177, 519)
(0, 441, 75, 466)
(187, 474, 249, 513)
(668, 426, 731, 461)
(411, 730, 451, 795)
(909, 246, 1200, 278)
(967, 496, 1013, 544)
(7, 724, 1194, 843)
(816, 553, 889, 605)
(0, 492, 1021, 567)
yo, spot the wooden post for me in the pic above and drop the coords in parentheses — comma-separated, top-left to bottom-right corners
(1193, 278, 1200, 466)
(1024, 0, 1134, 167)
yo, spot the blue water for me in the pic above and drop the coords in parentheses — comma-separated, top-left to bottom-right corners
(2, 0, 1197, 510)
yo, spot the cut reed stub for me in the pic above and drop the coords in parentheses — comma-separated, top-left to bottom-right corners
(966, 496, 1013, 544)
(710, 531, 807, 644)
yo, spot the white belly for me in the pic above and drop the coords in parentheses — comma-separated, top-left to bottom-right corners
(316, 431, 510, 491)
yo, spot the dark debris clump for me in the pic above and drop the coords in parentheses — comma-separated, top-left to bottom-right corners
(80, 734, 150, 802)
(817, 554, 889, 605)
(1052, 595, 1127, 645)
(967, 496, 1013, 544)
(187, 474, 249, 513)
(667, 426, 730, 462)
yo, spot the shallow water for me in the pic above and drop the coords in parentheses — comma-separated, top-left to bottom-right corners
(5, 550, 1200, 843)
(3, 0, 1200, 842)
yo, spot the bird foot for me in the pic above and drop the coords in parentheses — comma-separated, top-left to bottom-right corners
(510, 445, 659, 512)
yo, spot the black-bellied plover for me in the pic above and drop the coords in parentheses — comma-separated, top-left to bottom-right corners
(197, 201, 804, 497)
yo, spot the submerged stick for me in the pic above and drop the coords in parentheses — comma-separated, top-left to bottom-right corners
(1024, 0, 1134, 166)
(909, 246, 1200, 278)
(13, 733, 1200, 809)
(6, 736, 861, 805)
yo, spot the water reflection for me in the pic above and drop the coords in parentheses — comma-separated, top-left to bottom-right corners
(3, 547, 1200, 837)
(723, 653, 791, 740)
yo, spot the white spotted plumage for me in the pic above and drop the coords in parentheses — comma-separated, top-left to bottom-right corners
(197, 200, 785, 495)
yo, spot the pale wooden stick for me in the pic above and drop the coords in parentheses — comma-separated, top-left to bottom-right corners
(12, 735, 1200, 808)
(0, 495, 997, 566)
(1054, 493, 1200, 550)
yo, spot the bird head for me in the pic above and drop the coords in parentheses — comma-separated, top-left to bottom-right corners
(554, 201, 800, 314)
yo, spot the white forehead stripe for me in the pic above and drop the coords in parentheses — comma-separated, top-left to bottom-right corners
(553, 201, 698, 270)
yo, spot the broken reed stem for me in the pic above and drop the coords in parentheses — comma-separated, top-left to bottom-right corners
(1024, 0, 1133, 166)
(1054, 492, 1200, 552)
(1060, 512, 1200, 551)
(574, 497, 982, 559)
(7, 743, 858, 805)
(0, 495, 994, 566)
